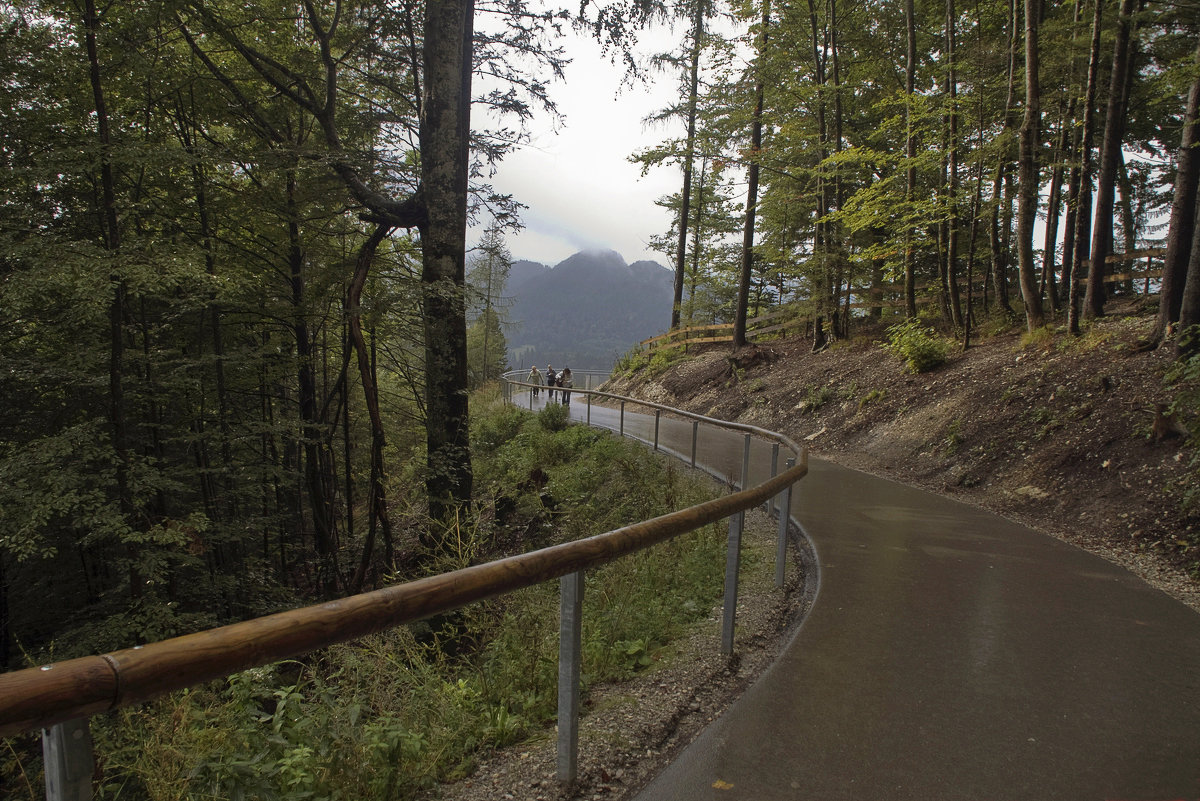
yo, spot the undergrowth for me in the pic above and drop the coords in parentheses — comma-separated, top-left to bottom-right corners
(3, 397, 740, 801)
(881, 319, 953, 373)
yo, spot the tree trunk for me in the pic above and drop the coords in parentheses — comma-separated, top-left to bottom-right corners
(945, 0, 963, 328)
(1067, 0, 1104, 334)
(1040, 99, 1072, 311)
(904, 0, 918, 318)
(1084, 0, 1138, 319)
(348, 226, 395, 592)
(989, 0, 1019, 318)
(1017, 0, 1045, 331)
(672, 5, 704, 331)
(734, 0, 770, 349)
(1157, 39, 1200, 343)
(1179, 201, 1200, 358)
(420, 0, 475, 528)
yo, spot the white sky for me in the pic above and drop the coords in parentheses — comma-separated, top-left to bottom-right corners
(470, 23, 686, 267)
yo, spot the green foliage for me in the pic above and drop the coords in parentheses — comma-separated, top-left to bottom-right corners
(614, 348, 651, 376)
(881, 319, 952, 373)
(38, 405, 739, 801)
(1020, 326, 1056, 351)
(537, 400, 572, 431)
(798, 384, 835, 413)
(859, 388, 886, 407)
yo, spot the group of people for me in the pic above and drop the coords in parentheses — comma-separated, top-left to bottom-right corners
(528, 364, 573, 405)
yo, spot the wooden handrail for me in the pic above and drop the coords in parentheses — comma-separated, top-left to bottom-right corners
(0, 443, 807, 739)
(642, 249, 1168, 351)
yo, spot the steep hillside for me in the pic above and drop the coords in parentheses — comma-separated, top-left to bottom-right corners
(505, 250, 673, 370)
(605, 304, 1200, 606)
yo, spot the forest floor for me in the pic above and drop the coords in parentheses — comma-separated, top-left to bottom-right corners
(427, 299, 1200, 801)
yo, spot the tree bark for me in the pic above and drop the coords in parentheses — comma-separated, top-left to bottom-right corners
(989, 0, 1019, 318)
(1017, 0, 1045, 330)
(1179, 200, 1200, 358)
(734, 0, 770, 349)
(1084, 0, 1138, 319)
(1067, 0, 1104, 334)
(903, 0, 918, 318)
(420, 0, 476, 527)
(1157, 39, 1200, 343)
(348, 226, 395, 592)
(945, 0, 963, 328)
(672, 4, 704, 331)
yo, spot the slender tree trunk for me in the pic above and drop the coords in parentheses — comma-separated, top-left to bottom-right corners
(990, 0, 1019, 318)
(734, 0, 770, 349)
(348, 227, 395, 591)
(420, 0, 475, 527)
(1040, 98, 1072, 311)
(945, 0, 963, 328)
(1179, 203, 1200, 358)
(1068, 0, 1104, 334)
(83, 0, 143, 601)
(672, 5, 704, 331)
(1116, 154, 1138, 295)
(1085, 0, 1138, 319)
(904, 0, 918, 318)
(1017, 0, 1044, 330)
(1157, 39, 1200, 343)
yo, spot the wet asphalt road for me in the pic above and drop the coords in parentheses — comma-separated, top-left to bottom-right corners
(523, 391, 1200, 800)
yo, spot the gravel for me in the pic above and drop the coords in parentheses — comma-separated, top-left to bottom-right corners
(419, 506, 815, 801)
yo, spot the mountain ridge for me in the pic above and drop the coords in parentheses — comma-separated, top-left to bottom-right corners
(503, 249, 673, 371)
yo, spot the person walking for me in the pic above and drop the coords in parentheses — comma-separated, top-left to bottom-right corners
(560, 366, 573, 406)
(528, 365, 542, 398)
(545, 364, 557, 402)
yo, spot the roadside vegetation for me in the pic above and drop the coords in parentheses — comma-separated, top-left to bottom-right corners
(1, 393, 750, 801)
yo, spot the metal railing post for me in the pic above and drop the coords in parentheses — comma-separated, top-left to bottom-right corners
(619, 402, 625, 437)
(558, 571, 584, 784)
(654, 410, 661, 451)
(741, 434, 752, 490)
(766, 443, 779, 514)
(43, 717, 93, 801)
(721, 512, 743, 656)
(690, 420, 699, 468)
(776, 457, 795, 588)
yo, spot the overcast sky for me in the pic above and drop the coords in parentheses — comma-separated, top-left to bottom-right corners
(469, 23, 686, 268)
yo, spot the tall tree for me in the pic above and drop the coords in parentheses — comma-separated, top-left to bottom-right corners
(1084, 0, 1139, 319)
(1156, 39, 1200, 345)
(733, 0, 771, 349)
(1016, 0, 1045, 330)
(671, 0, 709, 331)
(1067, 0, 1105, 334)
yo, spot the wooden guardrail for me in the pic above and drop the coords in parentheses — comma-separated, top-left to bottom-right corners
(2, 380, 808, 798)
(645, 250, 1167, 353)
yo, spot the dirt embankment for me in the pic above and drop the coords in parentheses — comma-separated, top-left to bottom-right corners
(605, 306, 1200, 610)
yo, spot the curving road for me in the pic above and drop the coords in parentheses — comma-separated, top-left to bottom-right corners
(526, 391, 1200, 800)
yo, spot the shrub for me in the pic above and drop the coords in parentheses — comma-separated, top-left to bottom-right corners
(537, 401, 571, 432)
(882, 319, 952, 373)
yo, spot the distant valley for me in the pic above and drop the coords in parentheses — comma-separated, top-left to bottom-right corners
(500, 249, 673, 372)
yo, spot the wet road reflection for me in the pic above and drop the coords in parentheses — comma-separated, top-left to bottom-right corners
(516, 391, 1200, 800)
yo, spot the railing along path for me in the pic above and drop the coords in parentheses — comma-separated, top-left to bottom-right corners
(1, 375, 807, 800)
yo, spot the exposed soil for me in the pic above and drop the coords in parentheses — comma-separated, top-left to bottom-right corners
(427, 302, 1199, 801)
(605, 301, 1199, 612)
